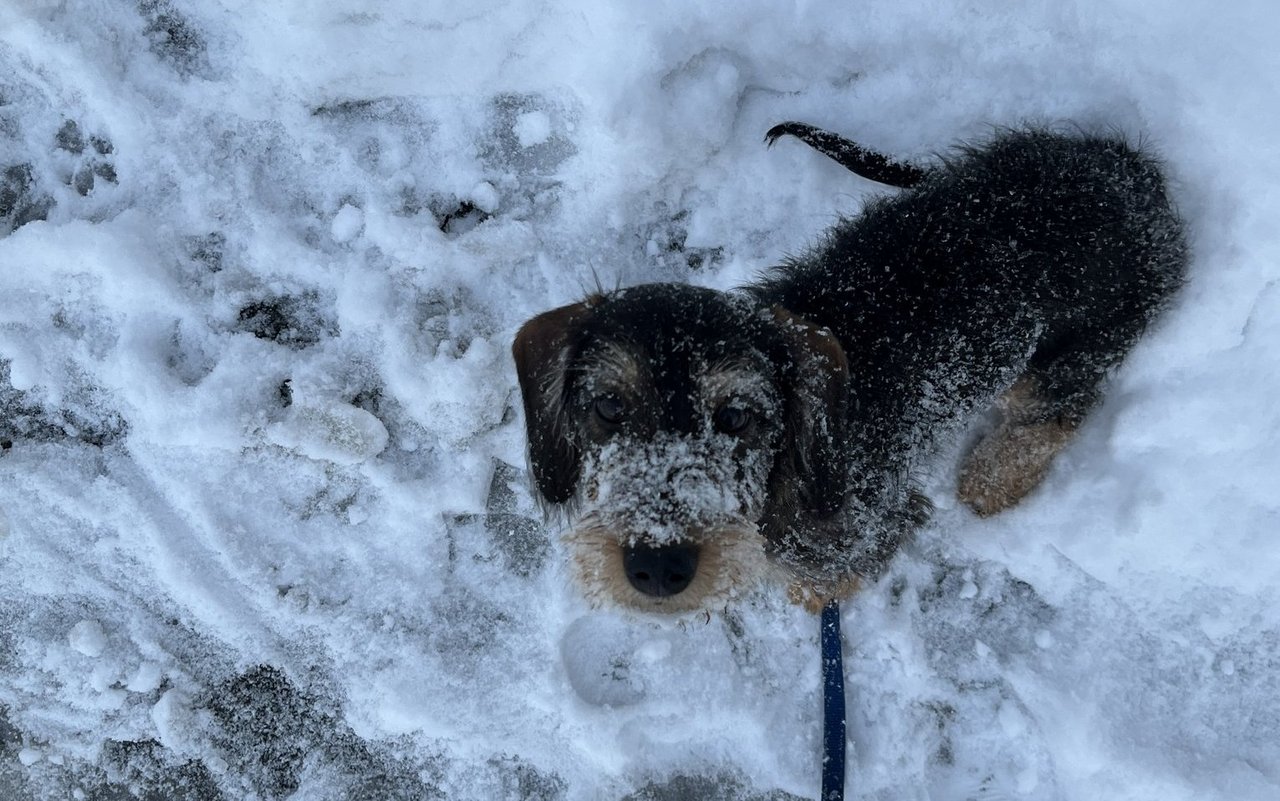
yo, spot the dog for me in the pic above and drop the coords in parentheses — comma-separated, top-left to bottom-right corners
(513, 122, 1186, 613)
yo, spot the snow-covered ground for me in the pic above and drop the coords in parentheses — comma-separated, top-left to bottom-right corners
(2, 1, 1278, 799)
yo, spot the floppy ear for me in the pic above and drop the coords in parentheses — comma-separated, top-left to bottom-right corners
(761, 308, 853, 545)
(512, 299, 597, 505)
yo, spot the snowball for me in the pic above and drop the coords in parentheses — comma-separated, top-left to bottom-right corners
(513, 110, 552, 147)
(126, 661, 164, 693)
(330, 203, 365, 243)
(560, 615, 645, 707)
(151, 689, 195, 751)
(88, 663, 114, 692)
(17, 748, 42, 766)
(470, 181, 499, 214)
(68, 619, 107, 658)
(5, 356, 37, 391)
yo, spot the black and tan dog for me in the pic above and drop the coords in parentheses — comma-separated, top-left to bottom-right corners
(513, 123, 1186, 613)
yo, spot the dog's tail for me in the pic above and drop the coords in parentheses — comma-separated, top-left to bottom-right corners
(765, 122, 928, 189)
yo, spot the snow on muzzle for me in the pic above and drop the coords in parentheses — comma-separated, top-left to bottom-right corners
(565, 434, 770, 612)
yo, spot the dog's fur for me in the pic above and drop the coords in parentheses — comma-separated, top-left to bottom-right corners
(513, 124, 1186, 613)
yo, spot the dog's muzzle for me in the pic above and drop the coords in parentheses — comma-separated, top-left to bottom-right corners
(565, 435, 772, 611)
(621, 542, 701, 597)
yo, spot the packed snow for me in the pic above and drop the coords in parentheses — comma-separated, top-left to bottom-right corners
(1, 1, 1278, 799)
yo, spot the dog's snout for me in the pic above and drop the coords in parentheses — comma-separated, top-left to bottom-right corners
(622, 543, 700, 598)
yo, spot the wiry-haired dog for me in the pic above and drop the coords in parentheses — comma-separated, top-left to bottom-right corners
(514, 123, 1186, 613)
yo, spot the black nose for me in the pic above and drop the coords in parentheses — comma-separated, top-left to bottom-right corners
(622, 543, 700, 598)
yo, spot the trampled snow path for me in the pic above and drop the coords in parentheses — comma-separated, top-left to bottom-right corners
(1, 1, 1278, 799)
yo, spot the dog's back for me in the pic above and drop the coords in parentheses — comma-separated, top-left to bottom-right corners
(754, 130, 1186, 475)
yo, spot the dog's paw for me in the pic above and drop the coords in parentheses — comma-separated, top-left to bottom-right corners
(788, 574, 862, 614)
(956, 418, 1076, 517)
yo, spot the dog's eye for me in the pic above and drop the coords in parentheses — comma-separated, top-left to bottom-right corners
(593, 395, 627, 426)
(713, 403, 753, 435)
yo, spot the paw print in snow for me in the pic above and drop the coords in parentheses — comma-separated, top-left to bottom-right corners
(54, 119, 117, 197)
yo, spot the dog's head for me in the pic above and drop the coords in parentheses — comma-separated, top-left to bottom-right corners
(512, 284, 852, 612)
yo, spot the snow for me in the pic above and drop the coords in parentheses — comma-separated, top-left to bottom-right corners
(267, 396, 390, 465)
(125, 662, 163, 694)
(67, 620, 107, 659)
(586, 433, 771, 545)
(514, 111, 554, 149)
(0, 1, 1278, 800)
(329, 203, 365, 243)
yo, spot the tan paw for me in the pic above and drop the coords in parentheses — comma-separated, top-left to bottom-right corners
(957, 417, 1077, 516)
(788, 575, 862, 614)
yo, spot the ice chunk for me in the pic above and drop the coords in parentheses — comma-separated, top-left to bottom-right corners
(68, 619, 106, 658)
(330, 203, 364, 243)
(268, 400, 390, 465)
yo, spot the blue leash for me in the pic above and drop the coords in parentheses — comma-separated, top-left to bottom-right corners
(820, 600, 846, 801)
